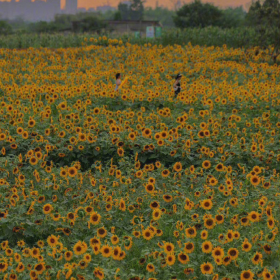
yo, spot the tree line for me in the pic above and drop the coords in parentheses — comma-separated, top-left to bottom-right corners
(0, 0, 279, 48)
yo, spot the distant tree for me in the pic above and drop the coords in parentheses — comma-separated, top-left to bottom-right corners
(116, 0, 145, 20)
(0, 20, 12, 35)
(130, 0, 145, 20)
(173, 0, 223, 28)
(246, 0, 280, 62)
(29, 21, 59, 33)
(114, 10, 123, 20)
(144, 7, 175, 27)
(118, 3, 130, 20)
(72, 16, 108, 34)
(219, 7, 246, 28)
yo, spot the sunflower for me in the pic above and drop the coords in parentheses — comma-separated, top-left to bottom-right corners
(204, 217, 215, 229)
(202, 241, 212, 253)
(161, 169, 170, 177)
(29, 157, 38, 165)
(214, 162, 223, 171)
(152, 209, 162, 220)
(146, 263, 155, 272)
(73, 241, 87, 255)
(142, 229, 153, 240)
(252, 252, 262, 265)
(16, 262, 25, 273)
(163, 195, 173, 203)
(34, 263, 46, 275)
(93, 267, 104, 280)
(215, 214, 224, 224)
(31, 247, 40, 258)
(0, 262, 8, 273)
(166, 254, 176, 266)
(228, 248, 239, 260)
(184, 242, 195, 253)
(201, 199, 213, 210)
(240, 270, 254, 280)
(200, 262, 214, 275)
(100, 245, 112, 258)
(112, 246, 122, 260)
(97, 227, 107, 238)
(263, 244, 272, 254)
(248, 211, 260, 222)
(262, 268, 273, 280)
(64, 251, 73, 261)
(250, 175, 260, 186)
(164, 242, 174, 254)
(173, 162, 182, 172)
(30, 270, 37, 280)
(47, 235, 58, 247)
(242, 239, 252, 252)
(145, 183, 155, 194)
(68, 167, 78, 177)
(43, 203, 53, 214)
(89, 212, 101, 225)
(223, 256, 231, 266)
(202, 160, 211, 169)
(240, 217, 250, 226)
(212, 247, 224, 259)
(185, 227, 197, 238)
(178, 252, 189, 264)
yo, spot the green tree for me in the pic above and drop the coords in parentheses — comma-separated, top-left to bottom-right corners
(0, 20, 12, 35)
(144, 7, 175, 27)
(219, 7, 246, 28)
(130, 0, 145, 20)
(173, 0, 223, 28)
(118, 2, 130, 20)
(116, 0, 145, 20)
(246, 0, 280, 62)
(72, 16, 108, 34)
(113, 11, 122, 20)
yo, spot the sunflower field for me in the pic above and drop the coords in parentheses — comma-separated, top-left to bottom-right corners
(0, 39, 280, 280)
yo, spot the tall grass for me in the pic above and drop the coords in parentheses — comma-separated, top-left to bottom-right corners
(0, 27, 259, 49)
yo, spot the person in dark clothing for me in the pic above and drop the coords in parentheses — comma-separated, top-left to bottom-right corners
(173, 73, 182, 98)
(115, 73, 121, 91)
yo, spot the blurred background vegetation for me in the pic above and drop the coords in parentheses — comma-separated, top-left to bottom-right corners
(0, 0, 280, 62)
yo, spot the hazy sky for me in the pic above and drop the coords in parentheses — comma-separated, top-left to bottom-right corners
(77, 0, 249, 9)
(1, 0, 250, 10)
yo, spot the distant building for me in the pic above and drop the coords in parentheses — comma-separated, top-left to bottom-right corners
(0, 0, 62, 21)
(65, 0, 78, 14)
(0, 0, 79, 21)
(105, 20, 162, 36)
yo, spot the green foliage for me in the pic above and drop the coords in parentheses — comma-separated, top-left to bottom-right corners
(0, 20, 12, 35)
(72, 16, 108, 34)
(117, 0, 144, 20)
(130, 0, 145, 20)
(219, 7, 246, 28)
(114, 11, 123, 20)
(173, 0, 223, 28)
(246, 0, 280, 61)
(144, 7, 175, 27)
(118, 3, 131, 20)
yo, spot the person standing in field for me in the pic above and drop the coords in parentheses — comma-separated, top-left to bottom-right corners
(173, 73, 182, 98)
(115, 73, 122, 91)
